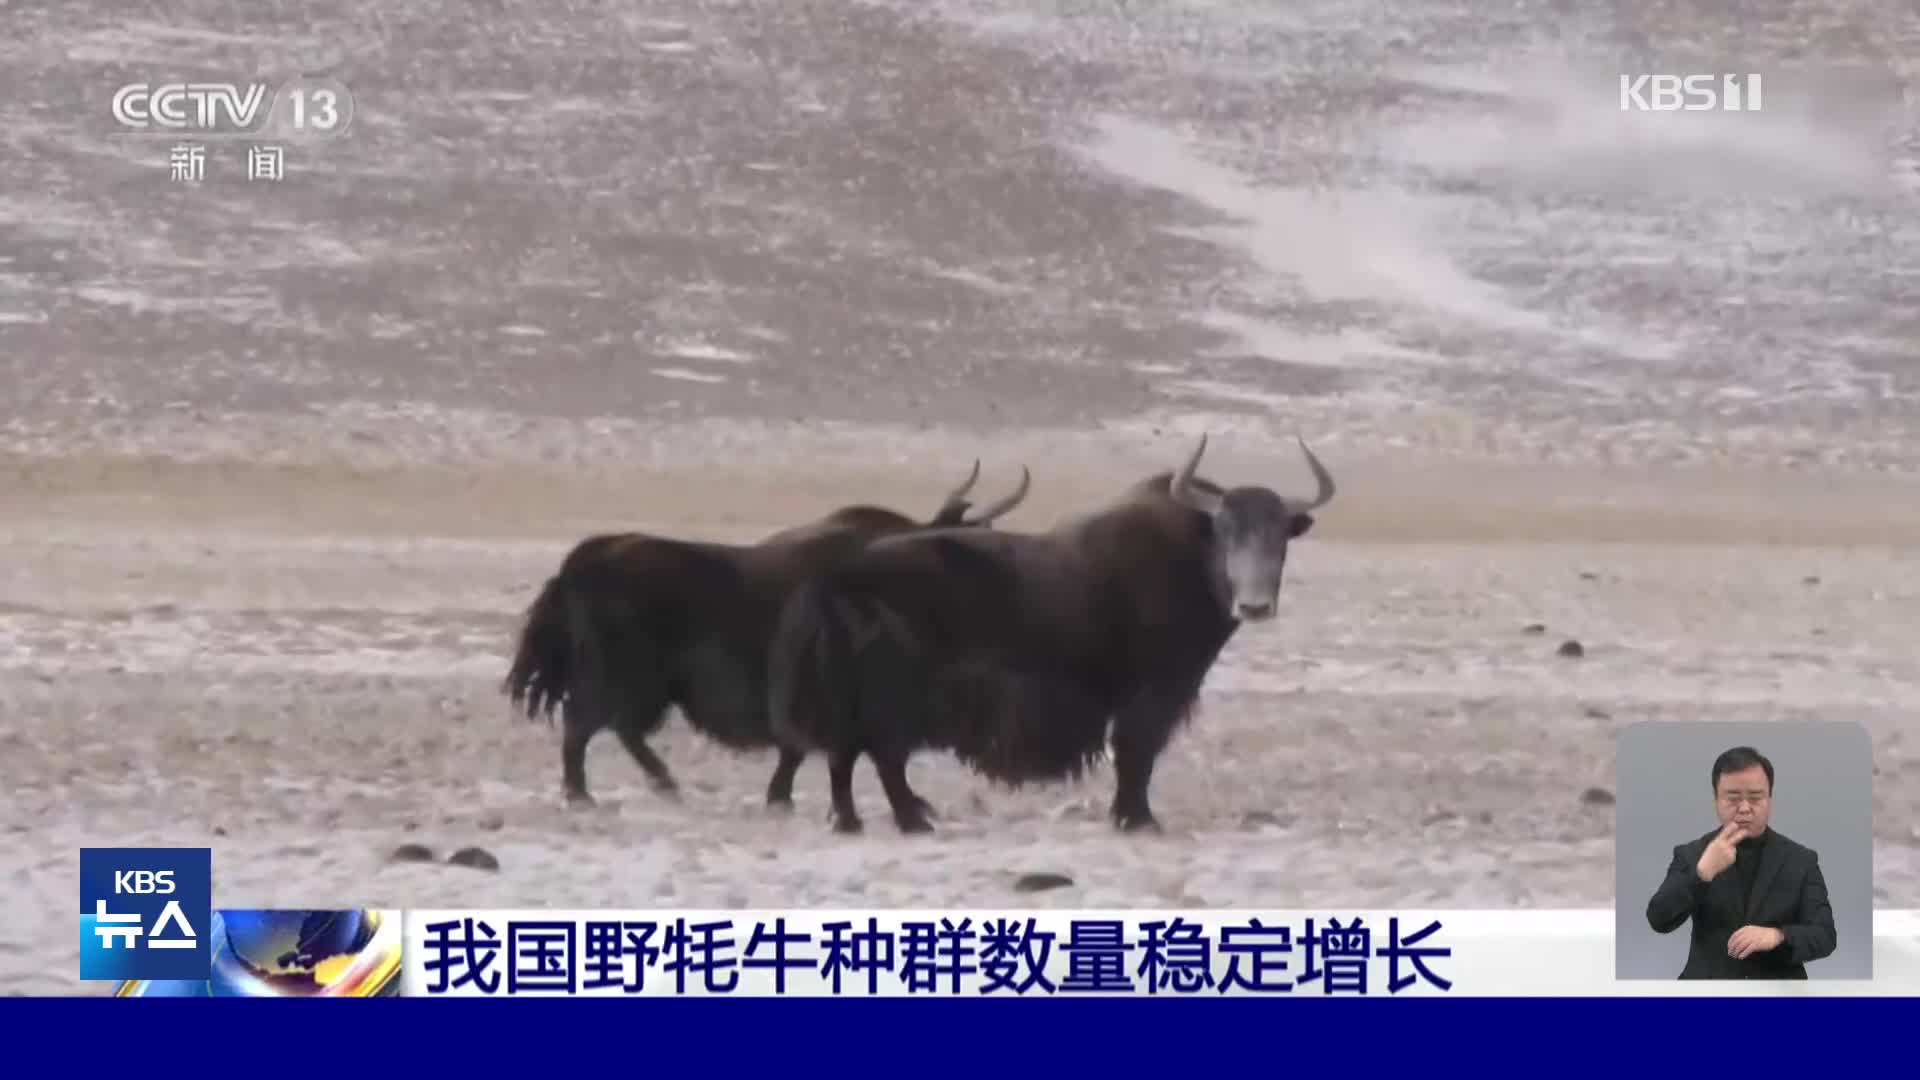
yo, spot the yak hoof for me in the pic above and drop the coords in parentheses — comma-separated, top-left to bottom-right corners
(1112, 809, 1163, 834)
(894, 811, 936, 835)
(831, 811, 864, 835)
(651, 780, 683, 802)
(765, 797, 795, 817)
(565, 790, 597, 810)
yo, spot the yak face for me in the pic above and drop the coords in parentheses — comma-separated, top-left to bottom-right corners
(1207, 489, 1312, 621)
(1165, 432, 1336, 624)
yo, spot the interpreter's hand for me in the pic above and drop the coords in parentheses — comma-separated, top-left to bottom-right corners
(1728, 926, 1785, 959)
(1695, 821, 1745, 882)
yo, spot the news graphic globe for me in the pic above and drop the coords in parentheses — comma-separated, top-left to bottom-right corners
(212, 909, 385, 994)
(112, 908, 404, 996)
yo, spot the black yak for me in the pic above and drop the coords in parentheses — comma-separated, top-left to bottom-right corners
(503, 461, 1032, 808)
(766, 433, 1336, 835)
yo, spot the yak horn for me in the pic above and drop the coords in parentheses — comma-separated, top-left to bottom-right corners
(933, 458, 982, 518)
(1170, 433, 1207, 496)
(963, 465, 1030, 524)
(1168, 433, 1222, 513)
(1285, 436, 1336, 514)
(944, 458, 982, 503)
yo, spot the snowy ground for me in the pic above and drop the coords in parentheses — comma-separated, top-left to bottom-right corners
(3, 0, 1918, 994)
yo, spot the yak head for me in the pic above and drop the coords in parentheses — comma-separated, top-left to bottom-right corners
(1166, 433, 1336, 623)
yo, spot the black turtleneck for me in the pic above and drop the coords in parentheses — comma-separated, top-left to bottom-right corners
(1732, 829, 1769, 908)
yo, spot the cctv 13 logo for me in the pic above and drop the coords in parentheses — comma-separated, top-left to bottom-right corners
(79, 848, 212, 982)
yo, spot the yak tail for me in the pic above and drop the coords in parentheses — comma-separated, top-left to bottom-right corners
(503, 573, 592, 723)
(767, 577, 862, 754)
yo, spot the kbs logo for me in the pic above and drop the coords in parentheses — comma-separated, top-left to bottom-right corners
(1619, 74, 1764, 112)
(79, 847, 213, 982)
(115, 869, 176, 894)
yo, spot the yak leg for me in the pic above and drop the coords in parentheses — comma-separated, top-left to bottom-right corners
(765, 747, 806, 812)
(561, 692, 677, 805)
(587, 667, 676, 800)
(560, 698, 601, 807)
(612, 719, 680, 800)
(859, 644, 936, 831)
(872, 751, 935, 835)
(1109, 692, 1183, 833)
(827, 750, 864, 834)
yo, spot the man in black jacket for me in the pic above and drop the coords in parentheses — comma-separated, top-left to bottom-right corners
(1643, 745, 1838, 979)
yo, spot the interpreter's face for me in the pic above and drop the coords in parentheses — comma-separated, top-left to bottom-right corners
(1714, 765, 1772, 835)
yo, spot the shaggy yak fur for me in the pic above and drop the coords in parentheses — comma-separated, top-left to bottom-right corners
(503, 461, 1031, 807)
(767, 434, 1337, 835)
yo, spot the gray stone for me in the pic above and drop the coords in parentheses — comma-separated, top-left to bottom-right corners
(446, 846, 500, 871)
(1013, 872, 1074, 893)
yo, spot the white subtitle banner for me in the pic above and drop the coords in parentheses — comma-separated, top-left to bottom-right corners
(397, 908, 1920, 997)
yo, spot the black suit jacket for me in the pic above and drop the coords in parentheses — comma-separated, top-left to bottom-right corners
(1644, 827, 1837, 979)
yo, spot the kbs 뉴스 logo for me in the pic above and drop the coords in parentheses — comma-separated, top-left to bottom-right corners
(79, 847, 213, 983)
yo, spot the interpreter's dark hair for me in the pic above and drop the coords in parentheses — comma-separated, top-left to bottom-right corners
(1711, 746, 1774, 792)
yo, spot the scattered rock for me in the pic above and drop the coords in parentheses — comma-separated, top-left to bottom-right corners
(476, 813, 505, 832)
(446, 846, 499, 872)
(1421, 810, 1458, 826)
(1013, 872, 1075, 893)
(212, 826, 228, 838)
(1522, 623, 1547, 635)
(1579, 571, 1599, 581)
(1802, 576, 1821, 586)
(1557, 639, 1585, 658)
(1584, 706, 1611, 720)
(388, 843, 436, 864)
(1472, 811, 1494, 826)
(1581, 787, 1616, 807)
